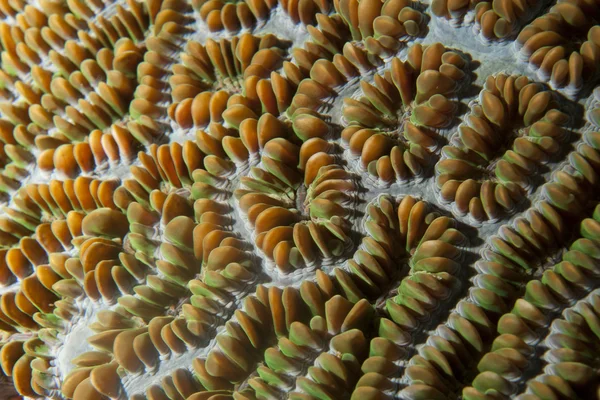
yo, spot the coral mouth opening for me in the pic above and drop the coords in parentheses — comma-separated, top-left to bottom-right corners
(295, 182, 307, 213)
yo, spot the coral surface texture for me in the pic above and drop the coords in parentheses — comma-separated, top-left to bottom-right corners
(2, 0, 600, 399)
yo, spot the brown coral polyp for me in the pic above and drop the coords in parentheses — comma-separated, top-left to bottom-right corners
(435, 73, 571, 222)
(516, 0, 600, 96)
(341, 42, 468, 183)
(432, 0, 543, 43)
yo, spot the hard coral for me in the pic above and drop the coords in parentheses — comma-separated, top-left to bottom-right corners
(2, 0, 600, 399)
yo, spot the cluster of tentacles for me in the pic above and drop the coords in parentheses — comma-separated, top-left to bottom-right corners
(341, 42, 468, 183)
(432, 0, 544, 42)
(516, 0, 600, 96)
(436, 73, 572, 222)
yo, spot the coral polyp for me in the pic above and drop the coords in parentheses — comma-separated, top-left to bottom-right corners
(516, 0, 600, 96)
(2, 0, 600, 399)
(341, 42, 468, 183)
(435, 73, 572, 222)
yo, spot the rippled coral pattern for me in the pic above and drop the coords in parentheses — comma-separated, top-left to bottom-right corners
(2, 0, 600, 399)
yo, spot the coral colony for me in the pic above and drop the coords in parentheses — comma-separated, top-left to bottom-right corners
(1, 0, 600, 399)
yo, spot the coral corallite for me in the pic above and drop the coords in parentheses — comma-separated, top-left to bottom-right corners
(3, 0, 600, 399)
